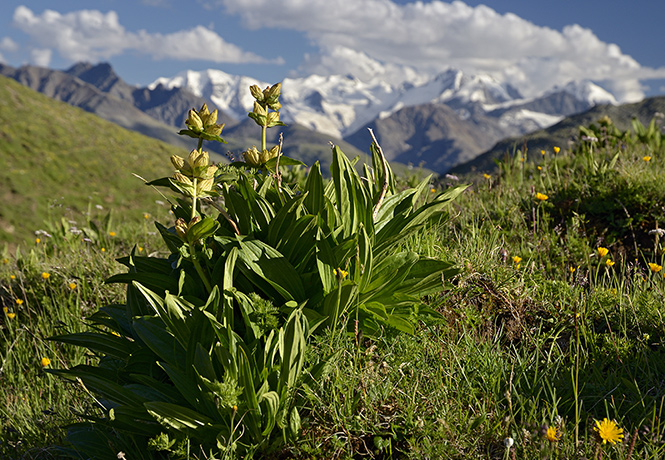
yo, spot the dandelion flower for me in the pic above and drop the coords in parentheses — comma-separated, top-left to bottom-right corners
(535, 192, 548, 201)
(537, 166, 542, 171)
(10, 275, 15, 280)
(68, 282, 77, 290)
(138, 247, 144, 252)
(109, 231, 116, 237)
(643, 156, 651, 162)
(143, 213, 151, 219)
(540, 150, 546, 156)
(40, 357, 51, 368)
(553, 146, 560, 154)
(594, 418, 623, 445)
(16, 299, 24, 305)
(513, 256, 522, 264)
(546, 426, 561, 442)
(606, 259, 615, 267)
(483, 173, 491, 180)
(7, 312, 15, 320)
(35, 238, 41, 244)
(41, 272, 50, 280)
(648, 263, 662, 273)
(597, 247, 609, 258)
(569, 266, 576, 274)
(101, 248, 106, 253)
(430, 188, 436, 193)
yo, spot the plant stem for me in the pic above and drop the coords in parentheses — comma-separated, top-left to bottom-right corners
(261, 123, 267, 153)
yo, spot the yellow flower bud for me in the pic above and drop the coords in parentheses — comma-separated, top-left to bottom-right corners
(266, 111, 280, 126)
(186, 109, 203, 131)
(250, 84, 264, 101)
(171, 155, 185, 171)
(205, 109, 218, 127)
(243, 146, 262, 166)
(266, 145, 280, 161)
(202, 164, 218, 179)
(193, 150, 209, 168)
(198, 103, 209, 119)
(175, 218, 188, 239)
(173, 172, 193, 186)
(204, 123, 224, 136)
(252, 101, 267, 117)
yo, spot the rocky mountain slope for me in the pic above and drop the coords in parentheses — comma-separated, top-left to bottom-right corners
(2, 61, 623, 173)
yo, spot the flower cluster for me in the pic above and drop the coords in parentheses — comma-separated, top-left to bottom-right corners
(170, 149, 218, 198)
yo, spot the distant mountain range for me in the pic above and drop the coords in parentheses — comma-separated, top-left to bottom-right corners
(2, 61, 651, 174)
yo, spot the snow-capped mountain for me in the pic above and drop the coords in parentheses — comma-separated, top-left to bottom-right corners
(1, 60, 622, 175)
(150, 68, 615, 141)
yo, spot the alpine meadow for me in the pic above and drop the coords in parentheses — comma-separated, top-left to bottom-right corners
(2, 64, 665, 460)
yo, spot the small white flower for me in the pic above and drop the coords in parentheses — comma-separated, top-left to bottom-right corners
(504, 437, 514, 448)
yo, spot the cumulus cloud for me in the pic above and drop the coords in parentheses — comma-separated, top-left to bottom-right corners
(12, 6, 280, 65)
(0, 37, 19, 52)
(221, 0, 665, 102)
(30, 48, 53, 67)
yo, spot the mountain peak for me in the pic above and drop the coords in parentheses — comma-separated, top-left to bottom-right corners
(549, 80, 617, 106)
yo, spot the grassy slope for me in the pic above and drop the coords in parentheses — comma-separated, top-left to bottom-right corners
(0, 75, 183, 247)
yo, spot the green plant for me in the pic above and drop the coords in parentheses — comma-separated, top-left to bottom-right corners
(48, 83, 464, 458)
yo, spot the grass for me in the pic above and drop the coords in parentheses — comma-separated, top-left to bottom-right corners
(2, 83, 665, 458)
(0, 75, 180, 247)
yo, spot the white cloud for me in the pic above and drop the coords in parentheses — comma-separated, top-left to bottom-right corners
(12, 6, 279, 65)
(0, 37, 19, 52)
(221, 0, 665, 102)
(31, 48, 52, 67)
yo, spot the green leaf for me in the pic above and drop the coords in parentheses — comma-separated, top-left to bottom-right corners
(132, 316, 186, 368)
(144, 401, 215, 434)
(50, 332, 135, 360)
(264, 156, 306, 169)
(187, 216, 220, 243)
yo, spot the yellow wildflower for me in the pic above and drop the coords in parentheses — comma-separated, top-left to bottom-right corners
(16, 299, 24, 305)
(101, 248, 106, 252)
(540, 150, 546, 156)
(109, 231, 116, 237)
(333, 268, 349, 278)
(35, 238, 41, 244)
(7, 312, 15, 320)
(569, 266, 576, 274)
(430, 188, 436, 193)
(2, 258, 8, 264)
(643, 156, 651, 162)
(483, 173, 491, 180)
(40, 357, 51, 368)
(597, 247, 609, 258)
(10, 275, 15, 280)
(537, 166, 542, 171)
(606, 259, 615, 267)
(41, 272, 50, 280)
(553, 146, 560, 154)
(143, 213, 151, 219)
(69, 282, 77, 290)
(648, 262, 662, 273)
(594, 418, 623, 445)
(138, 247, 144, 252)
(535, 192, 548, 201)
(513, 256, 522, 264)
(2, 307, 7, 313)
(546, 426, 561, 442)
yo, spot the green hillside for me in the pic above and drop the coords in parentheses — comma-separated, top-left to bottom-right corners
(0, 75, 182, 247)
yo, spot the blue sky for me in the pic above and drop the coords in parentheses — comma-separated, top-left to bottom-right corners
(2, 0, 665, 102)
